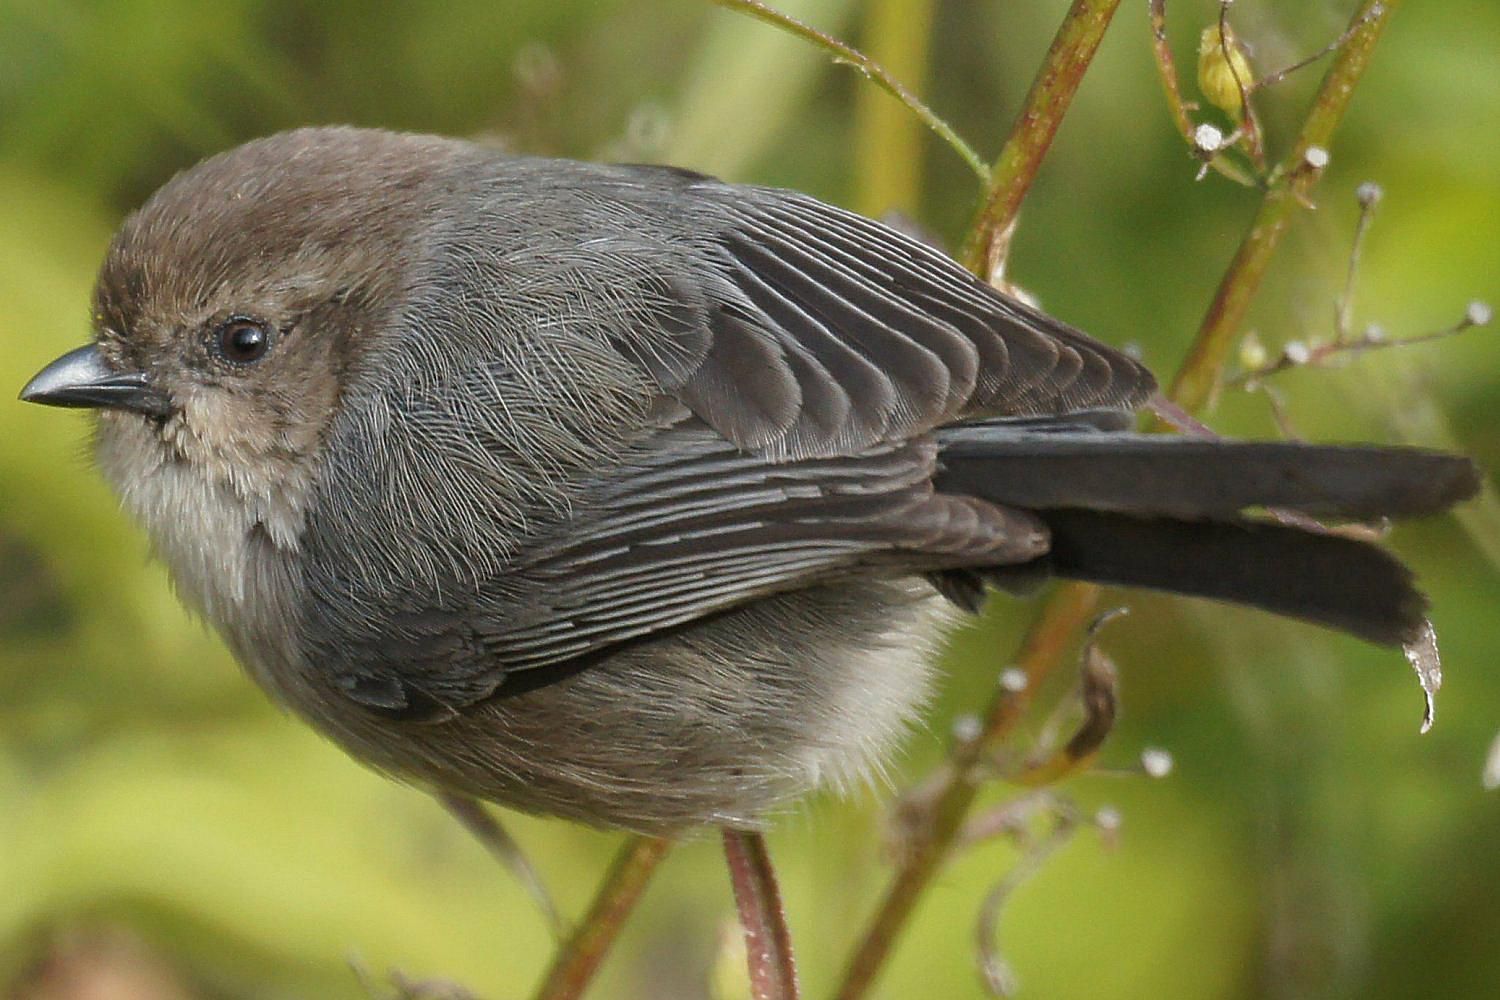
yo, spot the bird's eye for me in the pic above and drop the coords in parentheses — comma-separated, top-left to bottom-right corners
(212, 317, 273, 365)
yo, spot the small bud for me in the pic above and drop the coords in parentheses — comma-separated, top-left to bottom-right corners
(999, 667, 1029, 693)
(1197, 23, 1255, 118)
(1363, 323, 1387, 343)
(1466, 300, 1493, 327)
(1141, 747, 1175, 778)
(1095, 805, 1122, 831)
(1356, 181, 1384, 207)
(1193, 122, 1226, 154)
(1283, 340, 1311, 365)
(952, 714, 982, 744)
(1238, 330, 1268, 370)
(1484, 730, 1500, 791)
(1303, 145, 1330, 170)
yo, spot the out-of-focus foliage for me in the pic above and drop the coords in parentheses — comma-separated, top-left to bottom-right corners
(1, 1, 1497, 997)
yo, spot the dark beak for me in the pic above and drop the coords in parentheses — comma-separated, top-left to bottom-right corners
(19, 344, 170, 418)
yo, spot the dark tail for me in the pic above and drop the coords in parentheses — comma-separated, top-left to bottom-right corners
(933, 426, 1482, 645)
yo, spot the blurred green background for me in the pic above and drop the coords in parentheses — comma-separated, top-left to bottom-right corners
(2, 1, 1497, 997)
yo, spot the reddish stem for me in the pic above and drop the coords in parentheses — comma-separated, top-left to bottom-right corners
(723, 828, 800, 1000)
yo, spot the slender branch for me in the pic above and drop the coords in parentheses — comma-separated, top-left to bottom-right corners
(959, 0, 1124, 282)
(1168, 0, 1403, 413)
(722, 829, 800, 1000)
(530, 836, 673, 1000)
(711, 0, 988, 181)
(438, 793, 566, 939)
(1228, 306, 1490, 388)
(1250, 4, 1386, 93)
(1147, 0, 1195, 141)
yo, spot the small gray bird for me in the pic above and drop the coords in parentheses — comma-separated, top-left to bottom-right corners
(21, 127, 1479, 833)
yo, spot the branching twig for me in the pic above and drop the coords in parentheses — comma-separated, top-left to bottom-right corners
(530, 836, 672, 1000)
(1225, 179, 1490, 396)
(722, 829, 800, 1000)
(1231, 305, 1490, 389)
(959, 0, 1124, 283)
(975, 807, 1079, 997)
(834, 583, 1104, 1000)
(1167, 0, 1403, 414)
(1147, 0, 1259, 186)
(711, 0, 987, 181)
(1250, 4, 1387, 93)
(837, 4, 1407, 997)
(1150, 2, 1385, 188)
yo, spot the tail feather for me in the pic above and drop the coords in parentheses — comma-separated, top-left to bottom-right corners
(935, 428, 1480, 521)
(1009, 510, 1426, 646)
(932, 428, 1481, 646)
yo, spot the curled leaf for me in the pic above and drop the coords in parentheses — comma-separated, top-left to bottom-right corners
(1403, 619, 1443, 734)
(974, 810, 1078, 997)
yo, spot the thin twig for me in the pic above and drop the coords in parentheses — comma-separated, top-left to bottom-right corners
(1146, 0, 1259, 186)
(1167, 0, 1404, 414)
(530, 836, 673, 1000)
(960, 0, 1124, 283)
(1251, 4, 1387, 92)
(711, 0, 988, 181)
(1336, 185, 1380, 339)
(975, 807, 1079, 997)
(834, 583, 1104, 1000)
(1218, 2, 1268, 173)
(1230, 308, 1491, 387)
(722, 829, 800, 1000)
(438, 793, 566, 939)
(1147, 0, 1196, 140)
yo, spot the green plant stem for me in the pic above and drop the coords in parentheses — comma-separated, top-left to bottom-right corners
(851, 0, 937, 217)
(712, 0, 988, 180)
(959, 0, 1124, 281)
(530, 835, 673, 1000)
(1167, 0, 1402, 414)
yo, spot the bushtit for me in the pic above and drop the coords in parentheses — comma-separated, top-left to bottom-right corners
(21, 127, 1479, 833)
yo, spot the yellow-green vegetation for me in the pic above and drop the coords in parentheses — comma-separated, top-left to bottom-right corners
(1, 2, 1497, 997)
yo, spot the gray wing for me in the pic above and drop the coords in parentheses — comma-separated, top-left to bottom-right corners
(309, 425, 1043, 719)
(607, 173, 1157, 460)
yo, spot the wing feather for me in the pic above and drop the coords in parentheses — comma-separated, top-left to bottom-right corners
(615, 181, 1156, 458)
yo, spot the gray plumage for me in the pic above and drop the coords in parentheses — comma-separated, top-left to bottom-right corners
(25, 127, 1478, 832)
